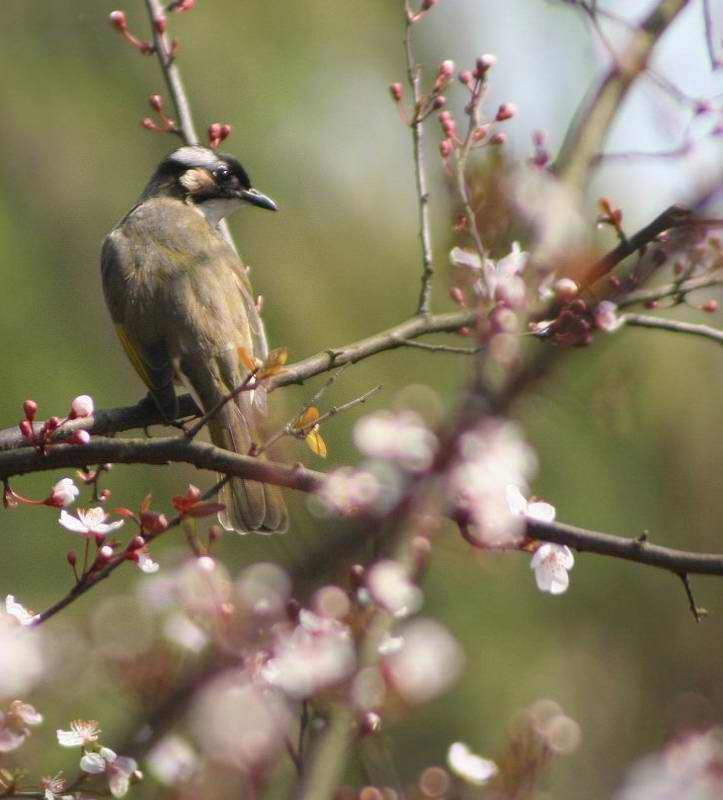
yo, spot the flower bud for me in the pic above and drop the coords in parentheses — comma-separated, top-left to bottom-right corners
(172, 0, 196, 11)
(71, 430, 91, 446)
(149, 94, 163, 112)
(349, 563, 365, 587)
(389, 82, 403, 103)
(701, 299, 718, 313)
(187, 484, 201, 502)
(70, 395, 94, 419)
(458, 70, 473, 86)
(439, 139, 453, 158)
(489, 132, 507, 146)
(360, 711, 382, 736)
(432, 95, 446, 110)
(23, 400, 38, 421)
(19, 419, 33, 439)
(154, 15, 167, 34)
(109, 10, 128, 31)
(474, 53, 496, 77)
(496, 103, 517, 121)
(141, 117, 157, 130)
(130, 535, 146, 551)
(219, 124, 232, 141)
(553, 278, 578, 303)
(140, 511, 169, 534)
(96, 545, 114, 565)
(67, 551, 77, 567)
(208, 525, 223, 542)
(438, 60, 455, 80)
(45, 417, 61, 432)
(449, 286, 466, 307)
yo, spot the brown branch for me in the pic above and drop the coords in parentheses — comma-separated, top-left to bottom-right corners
(554, 0, 691, 190)
(622, 313, 723, 345)
(404, 13, 435, 315)
(617, 271, 723, 308)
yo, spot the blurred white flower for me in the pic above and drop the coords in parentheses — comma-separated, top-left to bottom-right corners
(506, 485, 556, 523)
(49, 478, 80, 508)
(384, 619, 464, 704)
(449, 419, 537, 546)
(530, 544, 574, 594)
(58, 508, 124, 539)
(595, 300, 624, 333)
(483, 243, 529, 308)
(316, 467, 380, 516)
(163, 613, 209, 653)
(236, 562, 291, 618)
(615, 728, 723, 800)
(57, 719, 101, 747)
(366, 560, 422, 618)
(0, 700, 43, 753)
(447, 742, 498, 785)
(354, 411, 437, 472)
(191, 670, 294, 771)
(262, 610, 356, 700)
(148, 735, 198, 786)
(70, 395, 94, 418)
(5, 595, 35, 626)
(0, 615, 44, 696)
(80, 747, 137, 798)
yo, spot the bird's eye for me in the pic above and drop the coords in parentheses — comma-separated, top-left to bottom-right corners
(214, 166, 231, 182)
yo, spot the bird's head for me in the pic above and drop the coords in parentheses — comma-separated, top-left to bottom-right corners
(142, 145, 277, 226)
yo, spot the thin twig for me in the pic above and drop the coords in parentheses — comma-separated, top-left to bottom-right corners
(184, 368, 259, 439)
(393, 336, 481, 354)
(622, 313, 723, 345)
(618, 271, 723, 308)
(404, 14, 435, 315)
(677, 572, 708, 622)
(554, 0, 691, 190)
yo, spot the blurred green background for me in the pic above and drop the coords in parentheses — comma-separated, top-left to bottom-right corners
(1, 1, 723, 798)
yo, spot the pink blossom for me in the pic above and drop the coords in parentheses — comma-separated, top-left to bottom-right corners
(58, 507, 124, 538)
(354, 411, 437, 472)
(80, 747, 138, 798)
(49, 477, 80, 508)
(0, 701, 43, 753)
(366, 560, 422, 618)
(317, 467, 380, 515)
(530, 544, 574, 594)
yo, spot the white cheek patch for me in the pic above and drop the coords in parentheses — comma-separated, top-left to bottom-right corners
(197, 198, 243, 227)
(180, 168, 215, 194)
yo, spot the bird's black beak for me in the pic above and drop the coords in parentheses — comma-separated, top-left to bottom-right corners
(239, 187, 278, 211)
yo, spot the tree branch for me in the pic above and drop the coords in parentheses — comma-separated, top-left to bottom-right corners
(554, 0, 691, 190)
(622, 313, 723, 345)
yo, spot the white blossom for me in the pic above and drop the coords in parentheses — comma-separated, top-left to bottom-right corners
(506, 485, 556, 523)
(447, 742, 498, 785)
(316, 467, 380, 516)
(50, 478, 80, 508)
(58, 507, 124, 538)
(530, 544, 575, 594)
(0, 701, 43, 753)
(57, 719, 101, 748)
(595, 300, 624, 333)
(5, 595, 35, 626)
(0, 615, 44, 696)
(137, 550, 159, 574)
(147, 735, 198, 786)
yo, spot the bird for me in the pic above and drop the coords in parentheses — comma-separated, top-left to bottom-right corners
(101, 145, 288, 534)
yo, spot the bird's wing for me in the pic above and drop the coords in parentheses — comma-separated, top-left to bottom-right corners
(101, 232, 179, 418)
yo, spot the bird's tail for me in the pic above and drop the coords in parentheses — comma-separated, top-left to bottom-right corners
(208, 403, 288, 534)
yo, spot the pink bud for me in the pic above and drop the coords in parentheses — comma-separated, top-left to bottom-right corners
(219, 124, 232, 141)
(149, 94, 163, 112)
(99, 488, 112, 502)
(458, 70, 473, 86)
(96, 545, 114, 565)
(474, 54, 496, 78)
(70, 395, 94, 419)
(130, 535, 146, 550)
(141, 117, 157, 131)
(71, 430, 91, 446)
(496, 103, 517, 122)
(23, 400, 38, 421)
(701, 299, 718, 313)
(489, 132, 507, 146)
(172, 0, 196, 11)
(449, 286, 466, 307)
(154, 14, 167, 34)
(45, 417, 61, 432)
(439, 139, 453, 158)
(109, 10, 128, 31)
(361, 711, 382, 736)
(67, 551, 77, 567)
(432, 95, 446, 110)
(349, 563, 365, 587)
(421, 0, 438, 9)
(208, 525, 223, 542)
(187, 484, 202, 502)
(438, 60, 455, 80)
(19, 419, 33, 439)
(554, 278, 579, 303)
(457, 326, 472, 337)
(389, 83, 403, 103)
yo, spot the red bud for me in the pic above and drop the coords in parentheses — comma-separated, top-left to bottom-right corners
(154, 14, 167, 34)
(23, 400, 38, 421)
(459, 70, 473, 86)
(701, 299, 718, 313)
(45, 417, 61, 432)
(496, 103, 517, 122)
(149, 94, 163, 112)
(67, 551, 77, 567)
(389, 83, 403, 103)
